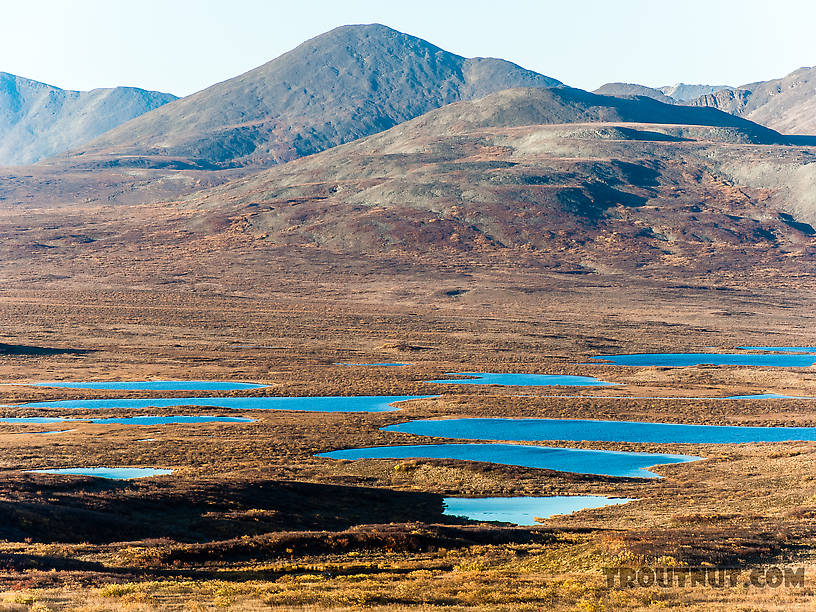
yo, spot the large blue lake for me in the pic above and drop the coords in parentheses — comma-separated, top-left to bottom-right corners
(3, 396, 435, 412)
(31, 381, 267, 390)
(26, 467, 172, 479)
(0, 415, 254, 425)
(443, 495, 634, 525)
(383, 418, 816, 444)
(427, 373, 616, 386)
(593, 353, 816, 367)
(317, 443, 699, 478)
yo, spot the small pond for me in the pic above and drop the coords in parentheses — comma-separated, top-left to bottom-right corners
(26, 467, 173, 479)
(383, 418, 816, 444)
(426, 373, 616, 386)
(592, 354, 816, 367)
(317, 443, 700, 478)
(443, 495, 634, 525)
(31, 381, 267, 390)
(0, 415, 254, 425)
(3, 396, 436, 412)
(739, 347, 816, 353)
(336, 363, 409, 366)
(13, 429, 73, 435)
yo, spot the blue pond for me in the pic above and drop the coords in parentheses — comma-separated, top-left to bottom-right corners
(427, 373, 616, 386)
(592, 353, 816, 367)
(317, 443, 699, 478)
(739, 347, 816, 353)
(725, 394, 816, 400)
(32, 380, 267, 390)
(512, 394, 816, 400)
(443, 495, 634, 525)
(26, 467, 172, 479)
(383, 418, 816, 444)
(14, 429, 73, 435)
(336, 363, 409, 366)
(0, 415, 254, 425)
(3, 396, 435, 412)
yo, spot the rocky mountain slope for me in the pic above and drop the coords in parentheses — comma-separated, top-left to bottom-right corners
(0, 84, 814, 290)
(688, 66, 816, 135)
(0, 72, 175, 166)
(658, 83, 732, 102)
(68, 24, 563, 169)
(169, 87, 811, 272)
(594, 83, 732, 104)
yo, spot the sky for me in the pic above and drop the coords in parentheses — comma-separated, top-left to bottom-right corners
(1, 0, 814, 97)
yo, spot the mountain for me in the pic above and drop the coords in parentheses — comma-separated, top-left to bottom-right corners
(398, 87, 784, 141)
(593, 83, 676, 104)
(594, 83, 733, 104)
(0, 72, 176, 166)
(167, 86, 809, 272)
(688, 66, 816, 134)
(69, 24, 563, 169)
(1, 84, 813, 287)
(658, 83, 733, 102)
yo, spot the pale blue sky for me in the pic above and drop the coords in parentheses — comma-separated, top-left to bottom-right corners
(1, 0, 814, 96)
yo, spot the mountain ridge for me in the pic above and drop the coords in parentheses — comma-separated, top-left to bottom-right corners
(67, 24, 564, 168)
(688, 66, 816, 134)
(0, 72, 176, 166)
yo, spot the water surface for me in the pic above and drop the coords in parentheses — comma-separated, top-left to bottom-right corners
(427, 373, 615, 386)
(26, 467, 172, 479)
(317, 443, 699, 478)
(12, 429, 73, 435)
(739, 347, 816, 353)
(336, 363, 409, 366)
(3, 396, 435, 412)
(443, 495, 634, 525)
(512, 393, 816, 400)
(32, 380, 267, 390)
(384, 418, 816, 444)
(593, 353, 816, 367)
(0, 415, 254, 425)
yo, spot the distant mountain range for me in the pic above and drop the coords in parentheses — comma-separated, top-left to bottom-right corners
(2, 25, 815, 173)
(1, 26, 814, 278)
(595, 66, 816, 135)
(594, 82, 733, 104)
(687, 66, 816, 135)
(658, 83, 733, 102)
(0, 72, 175, 166)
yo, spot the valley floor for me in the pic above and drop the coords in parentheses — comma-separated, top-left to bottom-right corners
(0, 271, 815, 610)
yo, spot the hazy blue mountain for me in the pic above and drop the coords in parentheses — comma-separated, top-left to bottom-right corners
(659, 83, 733, 102)
(0, 72, 176, 166)
(594, 82, 734, 104)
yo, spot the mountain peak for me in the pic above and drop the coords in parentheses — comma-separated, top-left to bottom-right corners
(70, 25, 563, 168)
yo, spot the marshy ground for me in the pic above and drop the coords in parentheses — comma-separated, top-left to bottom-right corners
(0, 270, 816, 610)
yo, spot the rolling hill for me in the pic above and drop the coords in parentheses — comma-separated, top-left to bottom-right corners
(593, 83, 676, 104)
(68, 24, 563, 169)
(0, 72, 176, 166)
(165, 86, 812, 275)
(0, 28, 813, 286)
